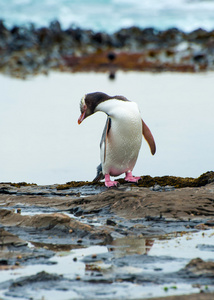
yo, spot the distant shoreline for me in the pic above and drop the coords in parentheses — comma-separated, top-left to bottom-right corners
(0, 20, 214, 78)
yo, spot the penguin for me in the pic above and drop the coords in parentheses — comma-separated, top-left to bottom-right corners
(78, 92, 156, 187)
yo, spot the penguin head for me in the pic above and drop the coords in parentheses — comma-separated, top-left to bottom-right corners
(78, 92, 110, 124)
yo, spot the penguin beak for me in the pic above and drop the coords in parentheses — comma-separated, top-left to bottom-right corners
(78, 110, 86, 124)
(78, 104, 88, 124)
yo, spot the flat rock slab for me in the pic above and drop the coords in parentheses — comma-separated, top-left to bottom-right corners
(0, 181, 214, 249)
(149, 293, 214, 300)
(0, 176, 214, 300)
(65, 183, 214, 220)
(1, 182, 214, 221)
(0, 209, 112, 248)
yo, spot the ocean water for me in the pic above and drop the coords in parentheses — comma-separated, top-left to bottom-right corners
(1, 71, 214, 185)
(0, 0, 214, 33)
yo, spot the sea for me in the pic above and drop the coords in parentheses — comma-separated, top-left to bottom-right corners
(1, 0, 214, 33)
(1, 1, 214, 185)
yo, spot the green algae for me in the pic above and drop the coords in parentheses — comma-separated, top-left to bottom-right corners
(56, 181, 94, 190)
(10, 182, 37, 188)
(0, 182, 37, 188)
(56, 171, 214, 190)
(136, 171, 214, 188)
(2, 172, 213, 190)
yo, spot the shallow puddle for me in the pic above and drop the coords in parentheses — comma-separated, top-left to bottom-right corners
(1, 70, 214, 299)
(0, 229, 214, 299)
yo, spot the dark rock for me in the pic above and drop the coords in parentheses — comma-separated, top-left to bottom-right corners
(11, 271, 63, 287)
(183, 258, 214, 276)
(107, 52, 116, 61)
(158, 27, 185, 45)
(193, 53, 206, 63)
(0, 21, 214, 77)
(0, 228, 55, 267)
(106, 219, 117, 226)
(0, 228, 27, 247)
(150, 184, 162, 191)
(108, 71, 116, 80)
(0, 20, 9, 38)
(0, 176, 214, 300)
(0, 208, 112, 247)
(196, 244, 214, 252)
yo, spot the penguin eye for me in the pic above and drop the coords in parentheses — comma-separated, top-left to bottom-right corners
(80, 103, 87, 114)
(80, 96, 86, 111)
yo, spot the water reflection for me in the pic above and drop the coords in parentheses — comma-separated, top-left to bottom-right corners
(109, 236, 154, 257)
(0, 71, 214, 184)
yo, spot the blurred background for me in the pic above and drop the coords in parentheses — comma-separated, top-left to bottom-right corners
(0, 0, 214, 184)
(1, 0, 214, 32)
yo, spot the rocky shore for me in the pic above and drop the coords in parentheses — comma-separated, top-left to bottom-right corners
(0, 172, 214, 299)
(1, 20, 214, 78)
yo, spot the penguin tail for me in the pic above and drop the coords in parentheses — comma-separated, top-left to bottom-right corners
(93, 164, 104, 182)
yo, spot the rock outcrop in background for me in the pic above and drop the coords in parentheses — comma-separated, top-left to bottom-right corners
(0, 20, 214, 78)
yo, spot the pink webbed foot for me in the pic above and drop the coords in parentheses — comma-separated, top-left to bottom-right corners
(105, 174, 119, 188)
(125, 171, 141, 183)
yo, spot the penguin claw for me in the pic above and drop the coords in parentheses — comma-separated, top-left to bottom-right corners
(125, 177, 141, 183)
(104, 174, 119, 188)
(105, 181, 119, 188)
(125, 172, 141, 183)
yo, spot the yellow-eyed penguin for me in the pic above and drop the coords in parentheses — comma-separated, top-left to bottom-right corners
(78, 92, 156, 187)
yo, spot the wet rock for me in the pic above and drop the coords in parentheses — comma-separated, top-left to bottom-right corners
(0, 173, 214, 300)
(149, 293, 214, 300)
(0, 271, 66, 299)
(150, 184, 162, 191)
(81, 249, 214, 287)
(0, 228, 55, 268)
(184, 258, 214, 276)
(0, 209, 72, 229)
(0, 228, 27, 247)
(1, 174, 214, 222)
(106, 219, 117, 226)
(205, 220, 214, 227)
(196, 244, 214, 252)
(0, 209, 112, 246)
(62, 183, 214, 220)
(11, 271, 63, 287)
(194, 223, 211, 230)
(0, 21, 214, 77)
(150, 184, 166, 191)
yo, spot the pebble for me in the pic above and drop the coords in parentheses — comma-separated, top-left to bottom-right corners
(150, 185, 175, 192)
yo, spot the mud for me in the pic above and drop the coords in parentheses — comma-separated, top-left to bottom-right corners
(0, 172, 214, 299)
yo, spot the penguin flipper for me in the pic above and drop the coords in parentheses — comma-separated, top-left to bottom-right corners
(94, 117, 111, 183)
(93, 163, 104, 182)
(142, 119, 156, 155)
(100, 117, 111, 162)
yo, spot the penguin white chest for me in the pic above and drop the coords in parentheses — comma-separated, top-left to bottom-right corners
(98, 100, 142, 176)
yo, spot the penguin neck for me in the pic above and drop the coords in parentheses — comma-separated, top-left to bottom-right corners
(95, 99, 130, 117)
(95, 99, 141, 121)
